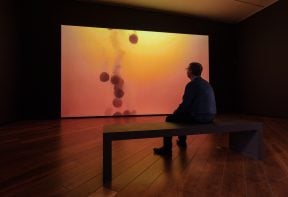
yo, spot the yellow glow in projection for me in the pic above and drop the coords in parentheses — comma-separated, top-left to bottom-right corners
(61, 25, 209, 117)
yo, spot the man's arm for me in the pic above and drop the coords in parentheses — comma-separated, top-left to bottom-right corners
(174, 82, 196, 115)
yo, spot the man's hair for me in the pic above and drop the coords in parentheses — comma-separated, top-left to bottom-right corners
(188, 62, 203, 76)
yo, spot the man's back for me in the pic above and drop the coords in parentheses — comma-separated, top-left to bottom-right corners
(175, 76, 216, 123)
(188, 77, 216, 115)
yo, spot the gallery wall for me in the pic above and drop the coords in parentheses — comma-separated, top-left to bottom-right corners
(1, 1, 239, 122)
(0, 1, 19, 124)
(238, 0, 288, 117)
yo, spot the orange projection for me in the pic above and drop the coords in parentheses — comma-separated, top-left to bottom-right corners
(61, 25, 209, 117)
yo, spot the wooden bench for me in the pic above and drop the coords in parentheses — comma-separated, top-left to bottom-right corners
(102, 121, 263, 183)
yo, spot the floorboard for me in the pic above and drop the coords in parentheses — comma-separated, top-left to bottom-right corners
(1, 115, 288, 196)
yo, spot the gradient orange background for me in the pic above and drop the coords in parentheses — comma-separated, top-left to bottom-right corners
(61, 25, 209, 117)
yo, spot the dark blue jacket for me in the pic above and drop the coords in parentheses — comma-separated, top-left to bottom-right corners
(174, 77, 216, 122)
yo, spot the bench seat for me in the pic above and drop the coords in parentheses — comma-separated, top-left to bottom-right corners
(103, 121, 263, 183)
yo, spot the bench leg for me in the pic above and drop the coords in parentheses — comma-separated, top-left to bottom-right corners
(229, 129, 263, 160)
(103, 136, 112, 183)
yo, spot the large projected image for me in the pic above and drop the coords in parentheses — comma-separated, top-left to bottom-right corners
(61, 25, 209, 117)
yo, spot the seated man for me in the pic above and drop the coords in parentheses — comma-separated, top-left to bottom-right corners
(154, 62, 217, 156)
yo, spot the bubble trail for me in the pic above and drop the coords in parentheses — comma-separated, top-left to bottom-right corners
(123, 110, 130, 115)
(129, 33, 138, 44)
(113, 112, 122, 116)
(113, 98, 122, 108)
(100, 72, 110, 82)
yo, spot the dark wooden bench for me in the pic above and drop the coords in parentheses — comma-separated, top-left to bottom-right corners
(102, 121, 263, 183)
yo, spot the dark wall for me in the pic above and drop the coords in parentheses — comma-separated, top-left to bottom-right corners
(1, 1, 60, 123)
(16, 1, 60, 120)
(0, 1, 19, 124)
(3, 0, 287, 121)
(238, 1, 288, 117)
(2, 1, 238, 121)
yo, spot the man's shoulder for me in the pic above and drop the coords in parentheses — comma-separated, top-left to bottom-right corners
(187, 77, 211, 88)
(193, 77, 209, 84)
(193, 77, 212, 89)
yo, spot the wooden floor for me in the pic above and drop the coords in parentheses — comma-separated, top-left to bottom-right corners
(0, 114, 288, 197)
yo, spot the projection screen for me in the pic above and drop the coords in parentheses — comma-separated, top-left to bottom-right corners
(61, 25, 209, 117)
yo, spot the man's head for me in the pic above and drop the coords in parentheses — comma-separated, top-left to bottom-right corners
(187, 62, 203, 79)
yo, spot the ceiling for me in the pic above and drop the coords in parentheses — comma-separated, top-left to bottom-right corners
(81, 0, 278, 23)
